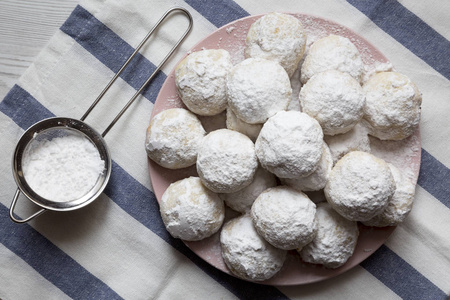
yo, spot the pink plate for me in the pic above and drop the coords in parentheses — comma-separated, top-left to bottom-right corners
(148, 13, 421, 285)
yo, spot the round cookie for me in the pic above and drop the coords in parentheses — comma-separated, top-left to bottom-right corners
(255, 111, 323, 178)
(300, 34, 364, 84)
(324, 151, 396, 221)
(251, 186, 317, 250)
(299, 70, 365, 135)
(245, 12, 306, 77)
(146, 108, 205, 169)
(175, 49, 232, 116)
(226, 108, 262, 142)
(220, 214, 287, 281)
(227, 57, 292, 124)
(281, 142, 333, 192)
(363, 71, 422, 140)
(197, 129, 258, 193)
(220, 166, 277, 213)
(160, 177, 225, 241)
(299, 202, 359, 268)
(363, 163, 415, 227)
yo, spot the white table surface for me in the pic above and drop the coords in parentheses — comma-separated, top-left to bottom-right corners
(0, 0, 79, 101)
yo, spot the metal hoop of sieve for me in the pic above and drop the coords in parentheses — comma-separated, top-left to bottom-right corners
(9, 7, 193, 223)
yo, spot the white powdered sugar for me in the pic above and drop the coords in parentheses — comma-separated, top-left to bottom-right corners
(299, 202, 359, 268)
(301, 34, 364, 84)
(251, 186, 317, 250)
(196, 129, 258, 193)
(324, 122, 371, 165)
(220, 214, 287, 281)
(368, 133, 420, 182)
(245, 12, 306, 77)
(146, 108, 206, 169)
(281, 142, 333, 192)
(255, 111, 323, 178)
(362, 163, 415, 227)
(220, 166, 277, 213)
(227, 57, 292, 124)
(160, 177, 225, 241)
(362, 61, 394, 84)
(225, 108, 262, 142)
(23, 132, 104, 202)
(363, 71, 422, 140)
(288, 67, 303, 111)
(299, 69, 365, 135)
(325, 151, 396, 222)
(175, 49, 233, 116)
(226, 26, 235, 34)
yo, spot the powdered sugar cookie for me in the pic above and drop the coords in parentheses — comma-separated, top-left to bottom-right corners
(197, 129, 258, 193)
(299, 70, 365, 135)
(281, 142, 332, 192)
(251, 186, 317, 250)
(175, 49, 232, 116)
(227, 57, 292, 124)
(363, 163, 415, 227)
(363, 72, 422, 140)
(300, 35, 364, 84)
(220, 166, 277, 213)
(160, 177, 225, 241)
(226, 108, 262, 142)
(146, 108, 205, 169)
(220, 214, 287, 281)
(325, 151, 396, 221)
(299, 202, 359, 268)
(245, 12, 306, 77)
(255, 111, 323, 178)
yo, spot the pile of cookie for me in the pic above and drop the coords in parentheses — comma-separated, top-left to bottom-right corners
(146, 12, 421, 282)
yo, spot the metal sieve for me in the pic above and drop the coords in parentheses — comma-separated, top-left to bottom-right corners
(9, 7, 193, 223)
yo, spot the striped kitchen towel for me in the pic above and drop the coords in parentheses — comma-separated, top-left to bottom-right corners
(0, 0, 449, 299)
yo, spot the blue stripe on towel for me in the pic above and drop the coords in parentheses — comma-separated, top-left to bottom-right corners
(360, 245, 446, 300)
(0, 204, 123, 300)
(418, 149, 450, 208)
(346, 0, 450, 80)
(1, 84, 290, 300)
(184, 0, 249, 28)
(0, 85, 54, 128)
(60, 5, 166, 103)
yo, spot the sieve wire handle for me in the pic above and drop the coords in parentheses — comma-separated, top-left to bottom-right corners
(9, 188, 47, 224)
(79, 7, 193, 137)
